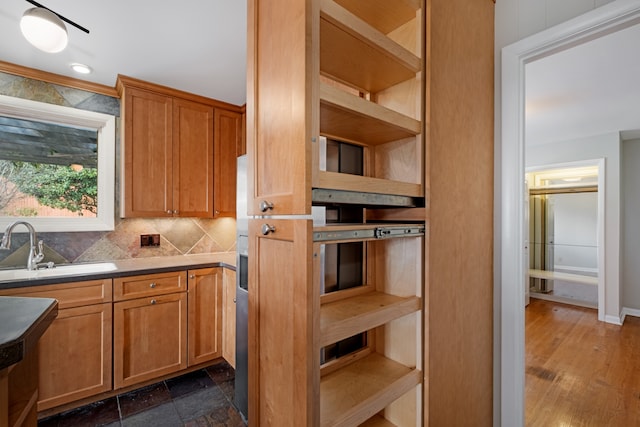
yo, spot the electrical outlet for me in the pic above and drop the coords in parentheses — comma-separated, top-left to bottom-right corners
(140, 234, 160, 247)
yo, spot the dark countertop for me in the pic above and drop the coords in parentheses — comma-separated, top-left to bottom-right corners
(0, 296, 58, 370)
(0, 252, 237, 290)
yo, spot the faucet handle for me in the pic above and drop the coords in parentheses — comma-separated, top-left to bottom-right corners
(0, 235, 9, 250)
(34, 240, 45, 263)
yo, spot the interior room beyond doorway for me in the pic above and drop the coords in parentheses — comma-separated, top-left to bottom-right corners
(527, 165, 600, 309)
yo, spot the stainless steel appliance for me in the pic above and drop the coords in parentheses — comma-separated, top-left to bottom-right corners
(235, 155, 249, 421)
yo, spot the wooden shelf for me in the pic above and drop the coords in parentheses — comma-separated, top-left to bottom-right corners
(321, 292, 420, 347)
(321, 352, 421, 427)
(333, 0, 420, 34)
(315, 170, 422, 198)
(320, 0, 421, 94)
(529, 269, 598, 286)
(320, 82, 420, 146)
(359, 414, 398, 427)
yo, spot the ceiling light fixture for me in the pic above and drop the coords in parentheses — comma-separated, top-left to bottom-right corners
(70, 63, 92, 74)
(20, 0, 89, 53)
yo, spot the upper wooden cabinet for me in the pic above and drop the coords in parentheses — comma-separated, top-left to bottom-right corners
(117, 75, 243, 218)
(214, 108, 242, 217)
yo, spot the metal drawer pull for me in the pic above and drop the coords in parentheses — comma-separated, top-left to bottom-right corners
(189, 274, 195, 279)
(259, 200, 274, 212)
(261, 224, 276, 235)
(149, 282, 156, 288)
(150, 299, 157, 305)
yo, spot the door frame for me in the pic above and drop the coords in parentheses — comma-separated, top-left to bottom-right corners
(500, 1, 640, 425)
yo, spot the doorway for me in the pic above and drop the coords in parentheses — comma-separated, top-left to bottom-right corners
(500, 2, 640, 425)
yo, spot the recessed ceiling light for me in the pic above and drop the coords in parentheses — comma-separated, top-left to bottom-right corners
(70, 63, 92, 74)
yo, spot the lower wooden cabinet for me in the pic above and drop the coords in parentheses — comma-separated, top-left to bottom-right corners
(0, 265, 234, 413)
(187, 268, 223, 366)
(0, 279, 112, 412)
(113, 292, 188, 389)
(38, 303, 112, 411)
(222, 268, 237, 367)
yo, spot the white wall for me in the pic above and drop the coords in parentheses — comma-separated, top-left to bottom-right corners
(527, 132, 621, 321)
(552, 192, 598, 271)
(621, 139, 640, 311)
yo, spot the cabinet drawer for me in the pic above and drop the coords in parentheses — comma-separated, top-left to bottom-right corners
(0, 279, 112, 309)
(113, 271, 187, 301)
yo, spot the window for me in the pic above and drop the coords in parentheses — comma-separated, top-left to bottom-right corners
(0, 95, 115, 232)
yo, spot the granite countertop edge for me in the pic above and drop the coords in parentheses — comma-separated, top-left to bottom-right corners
(0, 252, 237, 290)
(0, 297, 58, 370)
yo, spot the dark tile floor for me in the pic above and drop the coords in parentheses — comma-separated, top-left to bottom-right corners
(38, 361, 247, 427)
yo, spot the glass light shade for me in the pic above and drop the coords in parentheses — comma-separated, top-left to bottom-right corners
(20, 7, 68, 53)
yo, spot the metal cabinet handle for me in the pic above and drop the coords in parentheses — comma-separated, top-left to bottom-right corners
(259, 200, 274, 212)
(174, 210, 179, 215)
(150, 299, 157, 305)
(166, 209, 172, 214)
(149, 282, 156, 288)
(189, 274, 195, 279)
(261, 224, 276, 235)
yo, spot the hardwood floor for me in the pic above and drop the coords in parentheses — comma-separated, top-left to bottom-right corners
(526, 299, 640, 426)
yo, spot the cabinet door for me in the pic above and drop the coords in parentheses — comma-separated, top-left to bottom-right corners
(214, 108, 242, 217)
(222, 268, 237, 367)
(248, 219, 318, 426)
(187, 268, 223, 366)
(37, 303, 112, 411)
(247, 0, 313, 216)
(122, 87, 173, 217)
(173, 98, 214, 217)
(113, 292, 187, 389)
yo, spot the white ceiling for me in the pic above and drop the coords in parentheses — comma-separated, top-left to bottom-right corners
(1, 2, 637, 142)
(0, 0, 247, 106)
(525, 21, 640, 146)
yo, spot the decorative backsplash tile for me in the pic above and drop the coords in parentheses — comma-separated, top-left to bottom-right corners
(0, 72, 236, 269)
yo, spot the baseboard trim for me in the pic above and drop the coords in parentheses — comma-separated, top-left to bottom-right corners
(621, 307, 640, 323)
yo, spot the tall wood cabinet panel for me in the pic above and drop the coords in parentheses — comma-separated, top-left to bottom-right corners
(426, 0, 495, 424)
(187, 267, 223, 366)
(0, 280, 113, 412)
(248, 0, 425, 426)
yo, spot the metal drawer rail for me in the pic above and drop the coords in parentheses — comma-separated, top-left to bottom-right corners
(313, 225, 424, 242)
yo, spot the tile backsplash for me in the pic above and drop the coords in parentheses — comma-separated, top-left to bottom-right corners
(0, 72, 236, 269)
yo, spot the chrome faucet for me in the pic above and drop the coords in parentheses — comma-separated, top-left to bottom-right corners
(0, 221, 45, 270)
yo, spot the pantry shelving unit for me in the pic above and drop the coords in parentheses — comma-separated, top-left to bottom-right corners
(247, 0, 425, 425)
